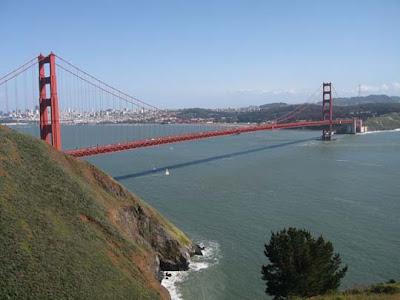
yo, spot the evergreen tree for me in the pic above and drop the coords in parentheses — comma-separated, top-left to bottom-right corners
(261, 227, 347, 299)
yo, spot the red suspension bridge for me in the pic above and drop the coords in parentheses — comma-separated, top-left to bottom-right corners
(0, 53, 359, 157)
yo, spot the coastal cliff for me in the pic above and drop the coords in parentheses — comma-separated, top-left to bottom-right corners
(0, 125, 198, 299)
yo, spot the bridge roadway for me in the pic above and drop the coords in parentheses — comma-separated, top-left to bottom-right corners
(65, 119, 354, 157)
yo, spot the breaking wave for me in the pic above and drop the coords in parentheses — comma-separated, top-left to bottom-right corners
(360, 128, 400, 135)
(161, 240, 221, 300)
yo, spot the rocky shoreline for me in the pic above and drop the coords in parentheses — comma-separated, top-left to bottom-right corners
(111, 198, 204, 295)
(157, 243, 204, 282)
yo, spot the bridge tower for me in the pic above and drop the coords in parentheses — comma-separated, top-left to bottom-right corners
(38, 53, 61, 150)
(322, 82, 333, 140)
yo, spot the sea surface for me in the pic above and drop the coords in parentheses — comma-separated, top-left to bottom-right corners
(12, 124, 400, 299)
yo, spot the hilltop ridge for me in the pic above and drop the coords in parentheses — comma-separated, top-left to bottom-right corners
(0, 125, 199, 299)
(173, 95, 400, 126)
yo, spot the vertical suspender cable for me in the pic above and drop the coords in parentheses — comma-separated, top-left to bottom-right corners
(14, 76, 18, 118)
(5, 82, 9, 115)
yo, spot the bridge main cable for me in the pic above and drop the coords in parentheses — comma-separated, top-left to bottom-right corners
(55, 55, 160, 110)
(0, 57, 38, 86)
(56, 63, 156, 110)
(276, 84, 322, 123)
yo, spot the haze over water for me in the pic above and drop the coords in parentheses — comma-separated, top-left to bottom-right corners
(14, 124, 400, 299)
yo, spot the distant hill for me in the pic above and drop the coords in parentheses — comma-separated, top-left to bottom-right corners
(257, 95, 400, 108)
(0, 125, 198, 299)
(259, 102, 288, 109)
(171, 95, 400, 131)
(365, 112, 400, 131)
(175, 102, 400, 126)
(333, 95, 400, 106)
(237, 102, 400, 124)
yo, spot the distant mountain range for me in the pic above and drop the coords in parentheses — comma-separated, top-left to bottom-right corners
(176, 94, 400, 125)
(259, 95, 400, 108)
(333, 95, 400, 106)
(259, 102, 288, 109)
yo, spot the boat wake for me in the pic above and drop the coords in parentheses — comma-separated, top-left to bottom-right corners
(161, 240, 221, 300)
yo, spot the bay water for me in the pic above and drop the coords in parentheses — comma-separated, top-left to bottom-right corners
(13, 124, 400, 299)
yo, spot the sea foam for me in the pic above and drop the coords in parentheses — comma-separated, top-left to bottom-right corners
(360, 128, 400, 135)
(161, 240, 221, 300)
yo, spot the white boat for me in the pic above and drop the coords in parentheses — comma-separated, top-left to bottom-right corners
(165, 169, 170, 176)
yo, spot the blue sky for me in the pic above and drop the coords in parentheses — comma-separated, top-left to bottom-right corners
(1, 0, 399, 108)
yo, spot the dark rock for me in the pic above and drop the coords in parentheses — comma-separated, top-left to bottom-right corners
(193, 244, 203, 256)
(115, 203, 199, 282)
(160, 255, 189, 271)
(156, 270, 164, 282)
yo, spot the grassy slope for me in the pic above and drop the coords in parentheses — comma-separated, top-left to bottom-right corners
(365, 112, 400, 131)
(0, 125, 191, 299)
(308, 282, 400, 300)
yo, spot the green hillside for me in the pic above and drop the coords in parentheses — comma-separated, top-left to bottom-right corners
(365, 112, 400, 131)
(0, 125, 196, 299)
(308, 281, 400, 300)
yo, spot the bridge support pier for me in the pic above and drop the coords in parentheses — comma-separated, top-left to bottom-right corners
(357, 119, 364, 133)
(38, 53, 61, 150)
(352, 118, 357, 134)
(339, 118, 363, 134)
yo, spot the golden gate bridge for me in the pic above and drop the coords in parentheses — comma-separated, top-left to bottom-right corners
(0, 53, 359, 157)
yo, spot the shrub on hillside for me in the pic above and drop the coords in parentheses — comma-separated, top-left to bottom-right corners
(261, 227, 347, 299)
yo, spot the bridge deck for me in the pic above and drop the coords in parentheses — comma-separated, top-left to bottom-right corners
(65, 119, 354, 157)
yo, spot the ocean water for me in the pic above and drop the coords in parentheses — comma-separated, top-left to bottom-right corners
(12, 124, 400, 299)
